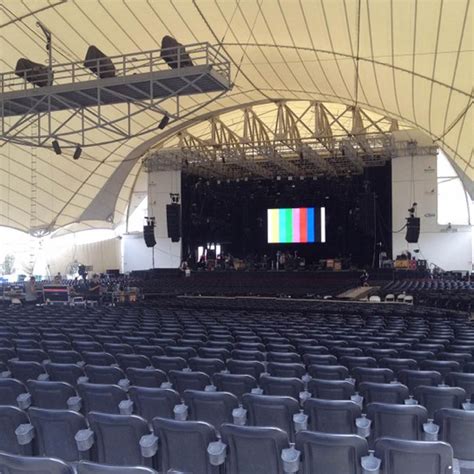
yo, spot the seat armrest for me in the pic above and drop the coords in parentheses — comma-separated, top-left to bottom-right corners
(208, 440, 227, 466)
(173, 403, 188, 421)
(293, 411, 308, 432)
(140, 434, 158, 458)
(118, 378, 130, 391)
(67, 396, 82, 412)
(119, 399, 134, 415)
(356, 415, 371, 438)
(232, 406, 247, 426)
(15, 423, 34, 445)
(423, 420, 439, 441)
(75, 428, 94, 451)
(281, 446, 301, 473)
(37, 373, 50, 381)
(361, 451, 381, 474)
(16, 392, 31, 410)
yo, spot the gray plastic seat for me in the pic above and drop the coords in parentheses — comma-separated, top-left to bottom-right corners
(151, 355, 187, 373)
(303, 398, 361, 434)
(308, 364, 349, 380)
(17, 348, 49, 364)
(367, 402, 429, 446)
(133, 344, 165, 359)
(374, 437, 453, 474)
(27, 380, 77, 410)
(183, 389, 239, 429)
(379, 358, 418, 375)
(28, 407, 88, 461)
(7, 360, 46, 384)
(128, 386, 180, 422)
(434, 408, 474, 468)
(339, 356, 377, 372)
(227, 359, 266, 379)
(267, 361, 306, 378)
(198, 347, 231, 361)
(359, 382, 409, 406)
(126, 367, 167, 388)
(77, 383, 128, 414)
(116, 353, 151, 370)
(260, 374, 304, 399)
(295, 431, 369, 474)
(0, 378, 28, 407)
(267, 352, 301, 363)
(445, 372, 474, 398)
(168, 370, 211, 395)
(302, 354, 337, 366)
(85, 412, 152, 466)
(0, 405, 32, 455)
(353, 367, 394, 385)
(398, 369, 443, 394)
(74, 341, 103, 353)
(103, 343, 134, 357)
(307, 379, 355, 400)
(420, 360, 461, 380)
(45, 363, 86, 386)
(414, 385, 466, 418)
(188, 357, 226, 377)
(213, 373, 257, 402)
(84, 365, 126, 385)
(243, 393, 301, 441)
(231, 349, 266, 362)
(0, 451, 74, 474)
(82, 352, 116, 366)
(151, 417, 219, 474)
(220, 423, 291, 474)
(76, 461, 158, 474)
(165, 345, 197, 360)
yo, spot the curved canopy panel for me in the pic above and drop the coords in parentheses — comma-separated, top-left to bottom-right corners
(0, 0, 472, 233)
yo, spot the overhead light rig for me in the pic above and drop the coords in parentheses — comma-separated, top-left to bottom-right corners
(1, 35, 232, 149)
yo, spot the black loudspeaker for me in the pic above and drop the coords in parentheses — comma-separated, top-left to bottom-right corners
(15, 58, 53, 87)
(405, 217, 420, 243)
(160, 36, 194, 69)
(143, 225, 156, 248)
(166, 204, 181, 242)
(84, 45, 116, 78)
(359, 193, 376, 236)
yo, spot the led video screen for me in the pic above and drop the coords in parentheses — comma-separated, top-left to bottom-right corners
(267, 207, 326, 244)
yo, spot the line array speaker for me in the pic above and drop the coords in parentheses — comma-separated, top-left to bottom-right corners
(405, 217, 420, 243)
(143, 225, 156, 248)
(166, 203, 181, 242)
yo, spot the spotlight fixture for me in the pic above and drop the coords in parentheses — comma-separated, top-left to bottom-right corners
(52, 139, 61, 155)
(158, 115, 170, 130)
(73, 144, 82, 160)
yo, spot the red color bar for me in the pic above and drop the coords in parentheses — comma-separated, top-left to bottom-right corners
(299, 208, 307, 243)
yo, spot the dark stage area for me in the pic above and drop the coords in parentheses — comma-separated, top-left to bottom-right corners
(181, 164, 392, 268)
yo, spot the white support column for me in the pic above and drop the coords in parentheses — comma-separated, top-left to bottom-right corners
(147, 169, 182, 268)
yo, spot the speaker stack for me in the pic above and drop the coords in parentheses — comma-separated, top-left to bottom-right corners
(166, 203, 181, 242)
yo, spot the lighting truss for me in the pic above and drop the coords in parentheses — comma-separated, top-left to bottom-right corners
(0, 43, 231, 148)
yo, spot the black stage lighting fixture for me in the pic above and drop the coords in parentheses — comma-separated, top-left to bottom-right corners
(15, 58, 53, 87)
(73, 144, 82, 160)
(160, 36, 194, 69)
(84, 45, 116, 78)
(52, 140, 62, 155)
(158, 115, 170, 130)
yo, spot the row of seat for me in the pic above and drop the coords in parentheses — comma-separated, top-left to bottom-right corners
(1, 403, 471, 473)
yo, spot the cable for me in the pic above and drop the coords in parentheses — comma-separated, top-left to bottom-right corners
(392, 223, 407, 233)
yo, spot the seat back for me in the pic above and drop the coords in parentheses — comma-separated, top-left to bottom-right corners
(413, 385, 466, 418)
(227, 359, 266, 378)
(212, 373, 257, 401)
(303, 398, 361, 434)
(307, 364, 349, 380)
(183, 389, 238, 429)
(45, 363, 84, 386)
(27, 380, 76, 409)
(307, 379, 355, 400)
(398, 369, 443, 394)
(76, 461, 157, 474)
(151, 417, 218, 474)
(259, 374, 304, 399)
(0, 378, 27, 406)
(0, 405, 32, 455)
(28, 407, 87, 462)
(87, 412, 150, 466)
(367, 402, 428, 444)
(220, 423, 290, 474)
(77, 383, 127, 414)
(242, 393, 300, 441)
(7, 360, 45, 384)
(81, 352, 116, 366)
(126, 367, 167, 388)
(374, 437, 453, 474)
(295, 431, 368, 474)
(359, 382, 409, 406)
(445, 372, 474, 399)
(0, 451, 74, 474)
(434, 408, 474, 461)
(84, 365, 125, 385)
(188, 357, 225, 377)
(128, 386, 180, 422)
(352, 367, 394, 385)
(151, 356, 187, 373)
(168, 370, 210, 395)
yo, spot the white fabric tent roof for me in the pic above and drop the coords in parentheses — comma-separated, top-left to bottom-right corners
(0, 0, 472, 233)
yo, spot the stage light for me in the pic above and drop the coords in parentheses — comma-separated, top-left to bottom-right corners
(158, 115, 170, 130)
(52, 139, 61, 155)
(73, 144, 82, 160)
